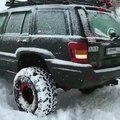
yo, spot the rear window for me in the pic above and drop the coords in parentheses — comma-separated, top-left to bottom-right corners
(36, 11, 68, 35)
(88, 12, 120, 38)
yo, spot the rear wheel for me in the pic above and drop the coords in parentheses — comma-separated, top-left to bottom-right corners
(13, 67, 57, 116)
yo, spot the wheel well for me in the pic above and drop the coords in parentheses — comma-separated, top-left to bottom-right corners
(18, 53, 48, 72)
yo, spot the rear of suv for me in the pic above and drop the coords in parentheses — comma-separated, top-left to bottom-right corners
(0, 0, 120, 116)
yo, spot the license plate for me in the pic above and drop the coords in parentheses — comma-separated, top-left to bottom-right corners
(106, 47, 120, 55)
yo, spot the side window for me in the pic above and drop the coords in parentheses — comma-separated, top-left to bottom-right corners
(5, 12, 25, 33)
(22, 12, 31, 34)
(0, 14, 7, 34)
(37, 11, 68, 35)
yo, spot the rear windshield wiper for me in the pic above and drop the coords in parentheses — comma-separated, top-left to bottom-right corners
(109, 32, 120, 41)
(111, 34, 120, 41)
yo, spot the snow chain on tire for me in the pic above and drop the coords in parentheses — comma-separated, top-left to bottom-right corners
(13, 67, 57, 116)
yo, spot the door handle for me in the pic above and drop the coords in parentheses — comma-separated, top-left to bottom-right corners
(17, 39, 28, 44)
(22, 39, 28, 43)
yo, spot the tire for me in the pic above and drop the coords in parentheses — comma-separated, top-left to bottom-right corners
(79, 88, 96, 94)
(13, 67, 57, 116)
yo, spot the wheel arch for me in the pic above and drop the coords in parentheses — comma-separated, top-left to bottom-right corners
(15, 48, 55, 72)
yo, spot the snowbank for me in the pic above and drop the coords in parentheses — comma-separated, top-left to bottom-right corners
(0, 77, 120, 120)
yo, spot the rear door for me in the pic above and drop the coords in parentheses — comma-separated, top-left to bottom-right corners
(30, 8, 72, 60)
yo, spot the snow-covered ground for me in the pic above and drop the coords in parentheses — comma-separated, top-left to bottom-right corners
(0, 76, 120, 120)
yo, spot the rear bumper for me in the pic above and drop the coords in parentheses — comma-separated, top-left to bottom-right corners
(46, 59, 120, 89)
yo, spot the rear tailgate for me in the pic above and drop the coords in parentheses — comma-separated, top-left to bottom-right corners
(78, 7, 120, 68)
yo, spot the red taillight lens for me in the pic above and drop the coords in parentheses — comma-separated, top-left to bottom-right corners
(96, 7, 106, 12)
(68, 41, 88, 64)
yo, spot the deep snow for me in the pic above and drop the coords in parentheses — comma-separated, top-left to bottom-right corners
(0, 76, 120, 120)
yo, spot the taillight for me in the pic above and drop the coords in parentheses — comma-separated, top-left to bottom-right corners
(96, 7, 106, 12)
(68, 41, 88, 64)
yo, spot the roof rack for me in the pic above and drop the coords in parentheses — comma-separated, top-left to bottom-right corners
(5, 0, 109, 8)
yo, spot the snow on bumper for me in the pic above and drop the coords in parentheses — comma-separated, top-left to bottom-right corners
(45, 59, 120, 89)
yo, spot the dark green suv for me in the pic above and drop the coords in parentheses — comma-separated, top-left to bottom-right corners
(0, 0, 120, 116)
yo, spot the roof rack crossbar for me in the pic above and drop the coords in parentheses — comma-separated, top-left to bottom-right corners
(5, 0, 104, 8)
